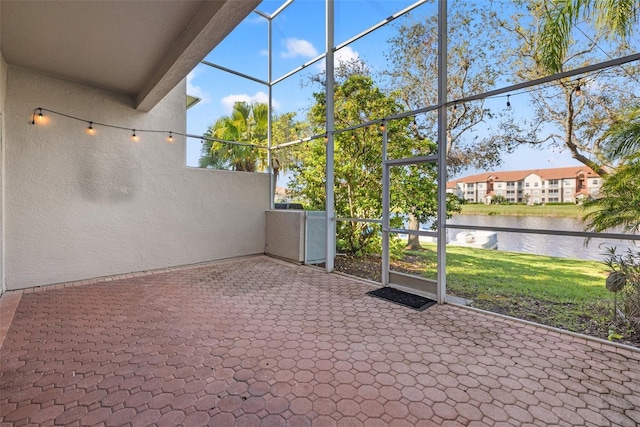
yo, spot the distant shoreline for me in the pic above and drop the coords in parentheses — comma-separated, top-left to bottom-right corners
(458, 203, 593, 218)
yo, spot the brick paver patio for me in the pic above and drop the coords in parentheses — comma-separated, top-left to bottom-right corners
(1, 255, 639, 426)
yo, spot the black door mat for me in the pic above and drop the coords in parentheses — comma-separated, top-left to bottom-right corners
(367, 287, 437, 311)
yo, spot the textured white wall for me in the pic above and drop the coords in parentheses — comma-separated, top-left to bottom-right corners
(5, 66, 269, 290)
(265, 210, 305, 262)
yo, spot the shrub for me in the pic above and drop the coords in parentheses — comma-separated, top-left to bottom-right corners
(603, 247, 640, 334)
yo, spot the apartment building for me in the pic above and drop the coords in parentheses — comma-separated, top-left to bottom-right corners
(447, 166, 602, 204)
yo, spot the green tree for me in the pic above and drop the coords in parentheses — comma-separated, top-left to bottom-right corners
(289, 72, 460, 255)
(385, 3, 508, 249)
(602, 104, 640, 160)
(582, 155, 640, 234)
(498, 0, 639, 177)
(538, 0, 639, 74)
(199, 101, 268, 171)
(385, 3, 508, 174)
(199, 102, 302, 199)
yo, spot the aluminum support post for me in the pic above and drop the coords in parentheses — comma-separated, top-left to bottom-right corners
(436, 0, 448, 304)
(267, 15, 275, 209)
(381, 121, 390, 286)
(325, 0, 336, 272)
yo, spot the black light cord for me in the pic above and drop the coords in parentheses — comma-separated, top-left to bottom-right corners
(31, 107, 266, 149)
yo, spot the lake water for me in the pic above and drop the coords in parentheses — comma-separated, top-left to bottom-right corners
(446, 215, 638, 261)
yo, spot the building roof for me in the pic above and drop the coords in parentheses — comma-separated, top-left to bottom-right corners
(447, 166, 600, 187)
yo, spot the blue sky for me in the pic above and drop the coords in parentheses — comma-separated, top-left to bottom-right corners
(185, 0, 627, 181)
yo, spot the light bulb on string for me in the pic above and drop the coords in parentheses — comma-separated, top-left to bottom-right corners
(167, 131, 173, 143)
(413, 119, 418, 130)
(31, 108, 44, 125)
(324, 134, 328, 144)
(86, 122, 95, 135)
(131, 130, 139, 142)
(506, 95, 511, 109)
(380, 123, 386, 132)
(453, 103, 458, 113)
(575, 80, 582, 96)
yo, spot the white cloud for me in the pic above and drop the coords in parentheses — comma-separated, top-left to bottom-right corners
(315, 46, 361, 71)
(281, 38, 318, 58)
(220, 91, 281, 114)
(259, 49, 269, 57)
(335, 46, 360, 66)
(186, 70, 209, 104)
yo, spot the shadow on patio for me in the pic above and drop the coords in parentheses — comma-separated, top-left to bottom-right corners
(1, 256, 639, 426)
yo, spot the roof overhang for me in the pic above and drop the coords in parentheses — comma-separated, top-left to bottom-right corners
(0, 0, 260, 111)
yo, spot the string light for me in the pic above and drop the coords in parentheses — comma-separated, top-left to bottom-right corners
(452, 103, 458, 112)
(31, 108, 43, 125)
(29, 107, 264, 151)
(575, 80, 582, 96)
(324, 134, 328, 144)
(412, 119, 418, 130)
(506, 95, 511, 109)
(380, 122, 386, 132)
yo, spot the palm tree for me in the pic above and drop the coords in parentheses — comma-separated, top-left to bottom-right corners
(199, 102, 305, 202)
(602, 104, 640, 160)
(538, 0, 639, 74)
(583, 154, 640, 234)
(199, 101, 268, 172)
(583, 105, 640, 234)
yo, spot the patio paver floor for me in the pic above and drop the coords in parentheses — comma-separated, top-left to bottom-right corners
(1, 255, 639, 426)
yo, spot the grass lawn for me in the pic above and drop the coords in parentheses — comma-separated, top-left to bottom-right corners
(460, 203, 595, 217)
(394, 245, 625, 342)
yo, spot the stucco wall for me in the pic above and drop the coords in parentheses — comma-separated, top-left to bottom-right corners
(5, 66, 269, 290)
(265, 210, 305, 262)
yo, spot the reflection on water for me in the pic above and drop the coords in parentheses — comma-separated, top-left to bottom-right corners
(447, 215, 638, 261)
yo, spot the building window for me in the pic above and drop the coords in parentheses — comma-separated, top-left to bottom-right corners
(534, 182, 539, 187)
(525, 182, 530, 187)
(497, 183, 502, 188)
(533, 190, 539, 195)
(592, 179, 599, 184)
(563, 180, 572, 186)
(564, 189, 571, 194)
(466, 183, 474, 189)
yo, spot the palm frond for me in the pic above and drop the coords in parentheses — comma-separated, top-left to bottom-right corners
(603, 105, 640, 160)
